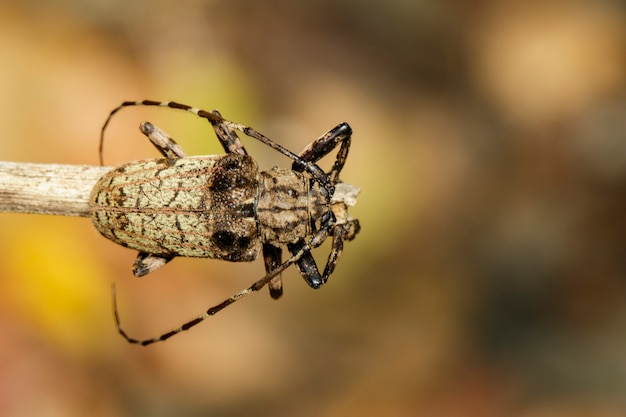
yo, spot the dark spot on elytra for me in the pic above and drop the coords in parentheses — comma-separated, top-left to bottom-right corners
(220, 155, 241, 171)
(237, 236, 251, 249)
(212, 230, 236, 249)
(209, 171, 234, 193)
(241, 203, 255, 218)
(210, 156, 256, 194)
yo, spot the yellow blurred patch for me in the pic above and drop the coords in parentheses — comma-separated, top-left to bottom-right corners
(1, 215, 113, 357)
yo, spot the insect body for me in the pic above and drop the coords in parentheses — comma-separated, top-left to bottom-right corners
(91, 101, 360, 345)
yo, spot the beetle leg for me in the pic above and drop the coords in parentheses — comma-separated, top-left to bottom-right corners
(319, 225, 347, 281)
(287, 219, 359, 290)
(292, 122, 352, 185)
(287, 239, 324, 289)
(132, 252, 174, 277)
(208, 110, 248, 155)
(139, 121, 187, 159)
(263, 243, 283, 299)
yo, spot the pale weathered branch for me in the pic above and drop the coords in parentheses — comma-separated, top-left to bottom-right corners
(0, 161, 112, 217)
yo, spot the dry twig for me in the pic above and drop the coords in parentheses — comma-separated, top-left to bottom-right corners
(0, 161, 112, 217)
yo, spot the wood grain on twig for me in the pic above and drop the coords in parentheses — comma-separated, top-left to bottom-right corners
(0, 162, 112, 217)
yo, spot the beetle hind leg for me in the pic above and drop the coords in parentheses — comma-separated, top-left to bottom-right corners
(138, 121, 187, 159)
(132, 252, 174, 277)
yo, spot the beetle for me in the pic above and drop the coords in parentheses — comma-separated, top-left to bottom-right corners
(91, 101, 360, 345)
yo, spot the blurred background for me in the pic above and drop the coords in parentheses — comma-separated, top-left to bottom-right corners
(1, 0, 626, 416)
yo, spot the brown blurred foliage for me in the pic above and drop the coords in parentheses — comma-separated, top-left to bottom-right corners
(1, 0, 625, 416)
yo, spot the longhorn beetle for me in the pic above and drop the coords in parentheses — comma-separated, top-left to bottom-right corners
(90, 100, 360, 345)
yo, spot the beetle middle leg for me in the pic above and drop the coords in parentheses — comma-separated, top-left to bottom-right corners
(207, 109, 248, 156)
(263, 243, 283, 299)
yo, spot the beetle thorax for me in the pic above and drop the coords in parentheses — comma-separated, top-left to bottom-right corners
(257, 167, 331, 244)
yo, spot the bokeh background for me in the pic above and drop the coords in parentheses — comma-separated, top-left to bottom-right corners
(1, 0, 626, 416)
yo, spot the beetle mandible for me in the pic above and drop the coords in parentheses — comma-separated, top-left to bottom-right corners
(90, 100, 360, 345)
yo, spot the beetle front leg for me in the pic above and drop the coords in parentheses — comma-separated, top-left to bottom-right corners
(292, 122, 352, 184)
(287, 239, 324, 289)
(287, 220, 359, 290)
